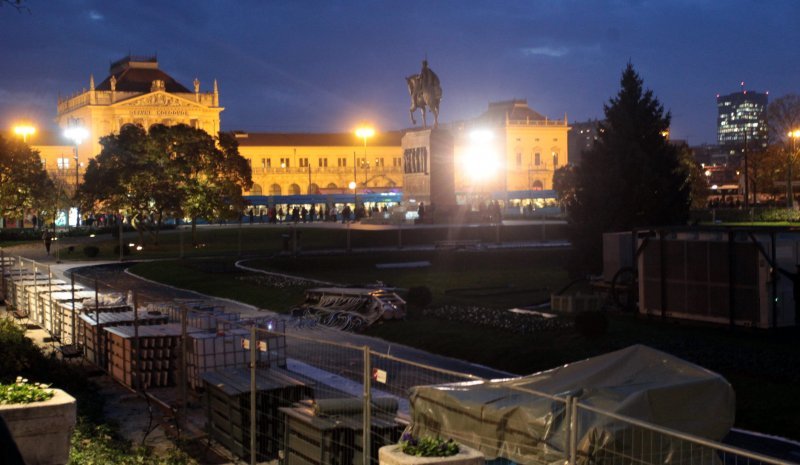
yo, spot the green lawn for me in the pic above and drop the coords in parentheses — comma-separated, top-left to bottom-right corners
(129, 250, 800, 441)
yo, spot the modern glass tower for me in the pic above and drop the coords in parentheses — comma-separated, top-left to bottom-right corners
(716, 89, 768, 152)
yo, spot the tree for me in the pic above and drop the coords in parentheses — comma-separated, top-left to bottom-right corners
(80, 124, 252, 246)
(561, 63, 691, 275)
(0, 135, 54, 226)
(676, 144, 709, 210)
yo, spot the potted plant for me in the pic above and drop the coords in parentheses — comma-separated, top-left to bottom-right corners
(0, 377, 77, 465)
(379, 431, 484, 465)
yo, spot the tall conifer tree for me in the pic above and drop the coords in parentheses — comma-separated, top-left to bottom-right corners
(564, 63, 690, 274)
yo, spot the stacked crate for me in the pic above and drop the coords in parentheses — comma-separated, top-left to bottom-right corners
(5, 275, 49, 315)
(24, 282, 69, 324)
(187, 329, 252, 390)
(203, 367, 315, 462)
(79, 310, 169, 368)
(279, 398, 404, 465)
(43, 290, 95, 341)
(105, 324, 193, 389)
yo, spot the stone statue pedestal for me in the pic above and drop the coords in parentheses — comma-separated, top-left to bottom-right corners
(402, 128, 456, 222)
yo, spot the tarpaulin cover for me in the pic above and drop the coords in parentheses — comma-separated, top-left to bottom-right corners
(409, 345, 735, 465)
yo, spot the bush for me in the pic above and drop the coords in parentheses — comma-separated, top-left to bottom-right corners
(113, 244, 131, 256)
(83, 246, 100, 258)
(399, 432, 459, 457)
(405, 286, 433, 309)
(574, 311, 608, 338)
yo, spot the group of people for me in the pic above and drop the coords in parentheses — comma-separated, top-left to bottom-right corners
(246, 203, 391, 224)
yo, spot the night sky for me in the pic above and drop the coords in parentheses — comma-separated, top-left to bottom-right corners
(1, 0, 798, 145)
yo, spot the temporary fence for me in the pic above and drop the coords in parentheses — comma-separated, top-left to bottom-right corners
(0, 251, 796, 465)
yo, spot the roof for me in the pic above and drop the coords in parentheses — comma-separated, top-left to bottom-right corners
(234, 131, 403, 147)
(96, 56, 191, 93)
(476, 99, 546, 125)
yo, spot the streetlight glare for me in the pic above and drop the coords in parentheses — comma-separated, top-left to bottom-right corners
(13, 124, 36, 142)
(64, 126, 89, 144)
(469, 129, 494, 143)
(355, 127, 375, 139)
(463, 146, 499, 181)
(348, 181, 357, 190)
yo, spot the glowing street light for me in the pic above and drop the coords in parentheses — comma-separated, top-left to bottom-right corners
(787, 130, 800, 209)
(13, 124, 36, 143)
(464, 129, 499, 182)
(354, 126, 374, 218)
(64, 126, 89, 227)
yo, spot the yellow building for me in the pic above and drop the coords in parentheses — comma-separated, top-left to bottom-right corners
(450, 99, 570, 205)
(54, 55, 222, 180)
(235, 132, 404, 197)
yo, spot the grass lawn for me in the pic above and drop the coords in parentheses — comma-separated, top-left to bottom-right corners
(130, 250, 800, 441)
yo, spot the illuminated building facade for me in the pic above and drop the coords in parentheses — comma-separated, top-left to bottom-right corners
(234, 132, 404, 197)
(53, 55, 222, 185)
(717, 89, 768, 153)
(449, 99, 570, 205)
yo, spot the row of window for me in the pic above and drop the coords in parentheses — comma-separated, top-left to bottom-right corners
(251, 157, 403, 169)
(248, 181, 398, 196)
(514, 151, 560, 167)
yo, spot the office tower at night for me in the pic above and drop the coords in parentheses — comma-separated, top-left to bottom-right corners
(716, 88, 768, 153)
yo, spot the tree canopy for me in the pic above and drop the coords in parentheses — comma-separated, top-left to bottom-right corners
(80, 124, 252, 244)
(0, 135, 54, 223)
(556, 63, 691, 274)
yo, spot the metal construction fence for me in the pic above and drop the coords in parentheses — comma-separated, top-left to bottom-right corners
(0, 252, 795, 465)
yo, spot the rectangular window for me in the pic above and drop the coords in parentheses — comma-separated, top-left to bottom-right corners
(299, 158, 309, 168)
(338, 158, 347, 167)
(375, 158, 385, 167)
(261, 158, 266, 169)
(393, 157, 402, 167)
(534, 153, 541, 166)
(280, 157, 290, 168)
(516, 153, 522, 166)
(552, 152, 559, 167)
(318, 158, 328, 167)
(57, 158, 70, 169)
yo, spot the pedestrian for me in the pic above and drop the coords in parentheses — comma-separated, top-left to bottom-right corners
(42, 230, 52, 255)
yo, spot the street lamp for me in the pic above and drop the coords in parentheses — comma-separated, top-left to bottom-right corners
(13, 124, 36, 143)
(355, 126, 374, 184)
(788, 130, 800, 209)
(64, 126, 89, 227)
(348, 180, 357, 220)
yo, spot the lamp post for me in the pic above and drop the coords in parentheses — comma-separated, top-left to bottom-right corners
(788, 130, 800, 209)
(354, 126, 375, 217)
(13, 124, 36, 143)
(64, 126, 88, 227)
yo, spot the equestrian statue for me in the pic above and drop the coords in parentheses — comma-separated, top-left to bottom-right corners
(406, 60, 442, 128)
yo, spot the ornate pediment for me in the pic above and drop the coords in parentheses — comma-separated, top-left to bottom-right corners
(115, 91, 200, 108)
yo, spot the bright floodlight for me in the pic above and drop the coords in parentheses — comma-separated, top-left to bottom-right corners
(465, 129, 498, 181)
(355, 127, 375, 139)
(64, 126, 89, 145)
(13, 124, 36, 142)
(469, 129, 494, 143)
(348, 181, 357, 190)
(788, 130, 800, 139)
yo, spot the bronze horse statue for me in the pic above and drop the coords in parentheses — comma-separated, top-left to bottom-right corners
(406, 71, 442, 128)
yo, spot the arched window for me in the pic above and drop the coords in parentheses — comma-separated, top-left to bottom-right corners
(269, 183, 281, 196)
(249, 183, 263, 195)
(308, 183, 320, 195)
(532, 180, 544, 191)
(327, 183, 338, 189)
(288, 183, 301, 195)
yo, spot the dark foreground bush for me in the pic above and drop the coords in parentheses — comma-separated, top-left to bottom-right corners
(83, 246, 100, 257)
(574, 311, 608, 338)
(406, 286, 433, 308)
